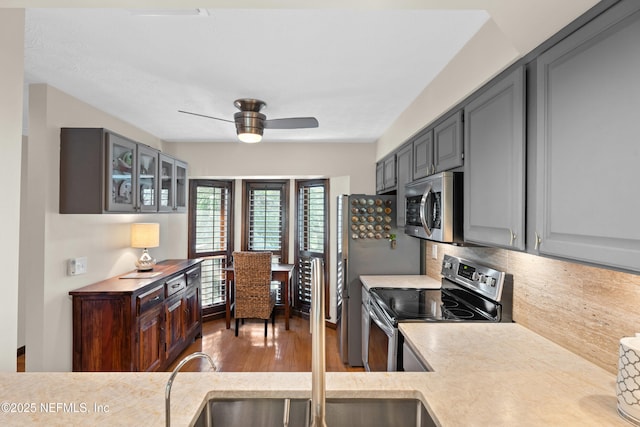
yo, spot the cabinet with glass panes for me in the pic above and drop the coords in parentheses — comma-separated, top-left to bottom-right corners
(159, 154, 187, 212)
(60, 128, 185, 214)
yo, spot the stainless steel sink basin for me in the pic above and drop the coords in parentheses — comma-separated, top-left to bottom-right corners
(192, 397, 437, 427)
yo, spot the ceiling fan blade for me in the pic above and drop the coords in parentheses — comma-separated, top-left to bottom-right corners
(263, 117, 319, 129)
(178, 110, 235, 124)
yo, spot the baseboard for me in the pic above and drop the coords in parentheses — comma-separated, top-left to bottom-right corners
(325, 321, 337, 330)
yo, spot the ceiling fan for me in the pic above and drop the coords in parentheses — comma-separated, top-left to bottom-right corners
(178, 98, 319, 143)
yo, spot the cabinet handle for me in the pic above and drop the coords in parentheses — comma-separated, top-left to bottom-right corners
(509, 229, 516, 246)
(151, 296, 160, 301)
(534, 232, 542, 250)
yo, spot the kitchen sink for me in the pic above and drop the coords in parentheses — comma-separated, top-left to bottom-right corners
(192, 397, 437, 427)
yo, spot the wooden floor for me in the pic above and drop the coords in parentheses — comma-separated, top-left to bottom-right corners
(17, 315, 363, 373)
(167, 315, 364, 373)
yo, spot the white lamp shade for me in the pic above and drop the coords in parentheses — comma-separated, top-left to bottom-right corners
(130, 223, 160, 248)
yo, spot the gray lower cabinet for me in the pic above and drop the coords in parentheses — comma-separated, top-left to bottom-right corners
(395, 143, 412, 228)
(464, 66, 525, 250)
(434, 110, 463, 173)
(533, 0, 640, 272)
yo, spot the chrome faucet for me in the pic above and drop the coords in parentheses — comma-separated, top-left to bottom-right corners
(310, 257, 327, 427)
(165, 351, 216, 427)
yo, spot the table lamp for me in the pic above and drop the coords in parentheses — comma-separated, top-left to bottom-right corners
(131, 223, 160, 271)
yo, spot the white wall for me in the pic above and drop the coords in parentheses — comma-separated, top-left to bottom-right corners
(169, 141, 376, 195)
(22, 84, 187, 371)
(0, 9, 24, 372)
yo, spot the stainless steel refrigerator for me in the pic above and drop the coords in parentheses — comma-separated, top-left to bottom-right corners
(336, 194, 420, 367)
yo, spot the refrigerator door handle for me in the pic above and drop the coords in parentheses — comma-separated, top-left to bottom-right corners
(342, 258, 349, 299)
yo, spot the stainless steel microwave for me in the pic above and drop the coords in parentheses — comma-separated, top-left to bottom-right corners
(404, 171, 463, 243)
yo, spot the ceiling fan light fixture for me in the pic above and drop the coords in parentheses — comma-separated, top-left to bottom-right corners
(235, 110, 265, 143)
(237, 131, 263, 143)
(178, 97, 318, 142)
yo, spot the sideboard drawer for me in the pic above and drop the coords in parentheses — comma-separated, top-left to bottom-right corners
(166, 275, 186, 297)
(137, 285, 164, 314)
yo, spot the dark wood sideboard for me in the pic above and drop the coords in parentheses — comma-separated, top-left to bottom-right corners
(69, 259, 202, 372)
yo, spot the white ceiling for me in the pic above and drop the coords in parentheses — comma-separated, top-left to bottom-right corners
(23, 8, 490, 143)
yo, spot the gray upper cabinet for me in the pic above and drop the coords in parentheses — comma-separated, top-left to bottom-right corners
(376, 153, 396, 194)
(60, 127, 186, 214)
(464, 66, 525, 250)
(375, 162, 385, 193)
(412, 129, 434, 180)
(533, 1, 640, 272)
(434, 110, 463, 173)
(159, 154, 188, 213)
(395, 143, 412, 227)
(383, 154, 396, 191)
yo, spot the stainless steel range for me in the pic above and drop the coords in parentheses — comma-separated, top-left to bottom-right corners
(365, 254, 513, 371)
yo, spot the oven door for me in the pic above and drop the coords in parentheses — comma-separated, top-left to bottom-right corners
(366, 299, 397, 372)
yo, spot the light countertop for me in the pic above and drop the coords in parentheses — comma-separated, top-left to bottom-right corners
(0, 323, 624, 426)
(399, 322, 624, 426)
(0, 308, 629, 427)
(359, 274, 441, 290)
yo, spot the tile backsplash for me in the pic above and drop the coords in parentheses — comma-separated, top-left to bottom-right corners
(424, 241, 640, 374)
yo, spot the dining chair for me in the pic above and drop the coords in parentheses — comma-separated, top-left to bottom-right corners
(232, 251, 276, 337)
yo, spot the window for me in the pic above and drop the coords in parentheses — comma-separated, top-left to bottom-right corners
(294, 179, 329, 316)
(188, 180, 234, 318)
(242, 180, 289, 262)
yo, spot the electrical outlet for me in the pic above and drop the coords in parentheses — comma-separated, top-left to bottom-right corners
(68, 257, 88, 276)
(432, 244, 438, 259)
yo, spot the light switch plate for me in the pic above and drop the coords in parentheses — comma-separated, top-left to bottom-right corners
(68, 257, 87, 276)
(432, 245, 438, 259)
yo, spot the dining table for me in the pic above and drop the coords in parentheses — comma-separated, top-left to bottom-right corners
(224, 263, 295, 330)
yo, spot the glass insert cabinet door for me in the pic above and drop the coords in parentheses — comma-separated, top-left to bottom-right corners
(106, 133, 137, 212)
(106, 133, 159, 212)
(138, 145, 159, 212)
(160, 155, 174, 212)
(159, 154, 188, 212)
(175, 160, 187, 211)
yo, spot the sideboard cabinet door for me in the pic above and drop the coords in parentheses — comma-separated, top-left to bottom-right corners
(136, 304, 163, 372)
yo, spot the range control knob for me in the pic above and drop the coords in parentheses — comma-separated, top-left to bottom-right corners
(485, 277, 496, 287)
(472, 272, 480, 281)
(443, 261, 452, 270)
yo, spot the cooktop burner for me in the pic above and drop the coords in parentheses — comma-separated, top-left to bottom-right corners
(370, 287, 494, 323)
(368, 255, 512, 326)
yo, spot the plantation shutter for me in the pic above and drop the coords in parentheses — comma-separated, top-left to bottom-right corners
(189, 180, 233, 312)
(294, 180, 328, 314)
(244, 180, 288, 263)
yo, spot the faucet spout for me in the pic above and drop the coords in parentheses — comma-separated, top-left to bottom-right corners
(310, 258, 327, 427)
(165, 352, 216, 427)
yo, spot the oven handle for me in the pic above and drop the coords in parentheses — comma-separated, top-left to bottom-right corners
(419, 183, 433, 237)
(369, 301, 395, 338)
